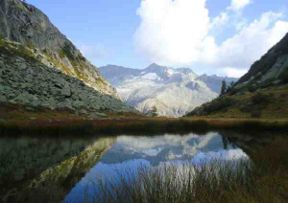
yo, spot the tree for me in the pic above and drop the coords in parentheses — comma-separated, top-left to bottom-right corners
(220, 80, 227, 96)
(226, 81, 235, 93)
(150, 106, 158, 117)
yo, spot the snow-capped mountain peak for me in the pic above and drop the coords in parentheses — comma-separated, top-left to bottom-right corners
(99, 64, 237, 117)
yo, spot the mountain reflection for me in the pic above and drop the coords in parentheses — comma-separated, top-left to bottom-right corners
(65, 132, 248, 202)
(3, 131, 273, 203)
(0, 136, 115, 203)
(101, 132, 240, 165)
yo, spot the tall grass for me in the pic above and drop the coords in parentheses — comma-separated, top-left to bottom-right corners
(86, 137, 288, 203)
(91, 161, 254, 203)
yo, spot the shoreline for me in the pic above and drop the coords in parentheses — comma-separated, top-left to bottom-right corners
(1, 117, 287, 137)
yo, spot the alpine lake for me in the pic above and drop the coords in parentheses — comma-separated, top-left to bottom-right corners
(0, 129, 287, 203)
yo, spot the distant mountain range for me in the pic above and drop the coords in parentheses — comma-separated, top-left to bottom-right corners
(100, 64, 237, 117)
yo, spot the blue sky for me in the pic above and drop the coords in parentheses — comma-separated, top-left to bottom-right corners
(28, 0, 288, 77)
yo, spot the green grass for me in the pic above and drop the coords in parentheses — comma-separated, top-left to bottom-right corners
(188, 84, 288, 119)
(0, 39, 35, 61)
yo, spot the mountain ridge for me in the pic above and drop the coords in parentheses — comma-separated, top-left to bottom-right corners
(0, 0, 116, 96)
(0, 0, 135, 117)
(187, 33, 288, 119)
(100, 64, 237, 117)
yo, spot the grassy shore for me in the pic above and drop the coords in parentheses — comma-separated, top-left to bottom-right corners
(90, 137, 288, 203)
(1, 117, 288, 136)
(187, 84, 288, 119)
(1, 103, 288, 136)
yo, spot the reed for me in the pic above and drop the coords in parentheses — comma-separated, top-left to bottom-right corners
(88, 137, 288, 203)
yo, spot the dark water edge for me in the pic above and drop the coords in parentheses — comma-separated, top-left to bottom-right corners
(1, 118, 288, 137)
(0, 129, 287, 203)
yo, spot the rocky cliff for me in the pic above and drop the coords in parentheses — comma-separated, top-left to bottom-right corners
(0, 0, 117, 95)
(0, 0, 134, 116)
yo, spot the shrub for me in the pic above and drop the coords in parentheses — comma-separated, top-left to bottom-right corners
(247, 84, 257, 92)
(280, 67, 288, 84)
(251, 93, 270, 105)
(250, 109, 262, 118)
(204, 97, 235, 114)
(61, 42, 75, 60)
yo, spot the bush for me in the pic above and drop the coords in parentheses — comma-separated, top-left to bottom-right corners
(280, 67, 288, 84)
(204, 97, 235, 114)
(61, 42, 75, 60)
(247, 84, 257, 92)
(250, 109, 262, 118)
(251, 93, 270, 105)
(239, 93, 270, 118)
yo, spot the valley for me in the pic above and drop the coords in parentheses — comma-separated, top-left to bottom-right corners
(100, 64, 236, 117)
(0, 0, 288, 203)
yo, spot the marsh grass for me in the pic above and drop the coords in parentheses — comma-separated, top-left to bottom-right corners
(90, 161, 254, 203)
(85, 137, 288, 203)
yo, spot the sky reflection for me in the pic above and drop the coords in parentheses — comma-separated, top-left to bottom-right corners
(64, 132, 247, 203)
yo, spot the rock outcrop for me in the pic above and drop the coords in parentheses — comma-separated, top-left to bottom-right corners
(0, 40, 133, 115)
(0, 0, 116, 95)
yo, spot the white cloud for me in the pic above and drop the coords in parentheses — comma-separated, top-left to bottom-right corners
(134, 0, 210, 66)
(229, 0, 252, 11)
(134, 0, 288, 77)
(211, 12, 229, 29)
(222, 67, 248, 78)
(210, 12, 288, 70)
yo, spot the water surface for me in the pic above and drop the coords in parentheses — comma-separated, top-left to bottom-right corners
(0, 130, 284, 202)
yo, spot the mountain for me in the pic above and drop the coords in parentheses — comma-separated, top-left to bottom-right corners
(99, 63, 237, 117)
(233, 33, 288, 90)
(0, 0, 134, 117)
(187, 33, 288, 119)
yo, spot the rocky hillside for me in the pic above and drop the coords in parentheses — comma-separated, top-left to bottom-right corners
(234, 33, 288, 90)
(100, 64, 236, 117)
(0, 0, 116, 96)
(0, 0, 134, 117)
(187, 33, 288, 119)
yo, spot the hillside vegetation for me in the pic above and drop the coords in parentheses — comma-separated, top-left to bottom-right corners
(187, 85, 288, 119)
(187, 33, 288, 119)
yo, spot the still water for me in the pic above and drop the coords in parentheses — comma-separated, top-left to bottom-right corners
(0, 131, 282, 202)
